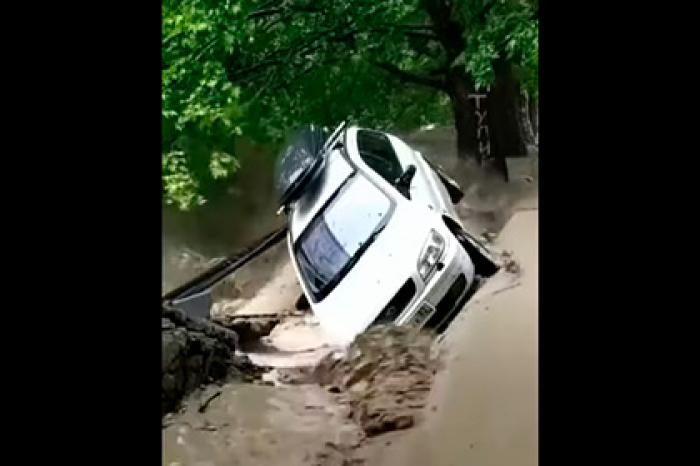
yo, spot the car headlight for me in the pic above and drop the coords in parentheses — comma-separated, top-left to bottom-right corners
(417, 229, 445, 281)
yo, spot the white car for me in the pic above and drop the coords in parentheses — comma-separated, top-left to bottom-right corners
(277, 124, 498, 344)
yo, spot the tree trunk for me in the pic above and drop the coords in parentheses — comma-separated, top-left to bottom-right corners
(485, 60, 528, 180)
(518, 91, 538, 156)
(529, 97, 539, 144)
(447, 73, 478, 161)
(451, 94, 479, 161)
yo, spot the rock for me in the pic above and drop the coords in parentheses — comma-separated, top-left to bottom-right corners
(186, 355, 204, 371)
(212, 315, 280, 347)
(362, 412, 415, 437)
(162, 329, 187, 372)
(348, 380, 369, 394)
(276, 366, 315, 385)
(313, 440, 365, 466)
(505, 260, 520, 274)
(342, 361, 376, 388)
(496, 250, 521, 274)
(335, 426, 364, 449)
(161, 305, 264, 417)
(394, 415, 414, 430)
(211, 278, 242, 302)
(481, 231, 497, 243)
(210, 298, 247, 319)
(162, 373, 181, 394)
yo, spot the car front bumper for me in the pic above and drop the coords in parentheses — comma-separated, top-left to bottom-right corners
(394, 231, 475, 329)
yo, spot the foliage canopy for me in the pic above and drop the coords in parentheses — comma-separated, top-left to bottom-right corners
(162, 0, 538, 209)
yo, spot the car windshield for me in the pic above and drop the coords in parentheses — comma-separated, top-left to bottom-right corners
(296, 174, 391, 301)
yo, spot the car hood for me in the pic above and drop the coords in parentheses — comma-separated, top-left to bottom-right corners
(310, 201, 444, 344)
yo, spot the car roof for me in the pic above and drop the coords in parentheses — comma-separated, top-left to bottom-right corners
(288, 145, 355, 243)
(287, 126, 375, 242)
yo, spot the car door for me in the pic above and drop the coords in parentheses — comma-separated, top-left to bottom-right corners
(385, 133, 454, 215)
(354, 129, 404, 185)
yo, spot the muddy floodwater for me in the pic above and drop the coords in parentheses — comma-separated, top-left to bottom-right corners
(368, 210, 538, 466)
(163, 383, 362, 466)
(162, 127, 538, 466)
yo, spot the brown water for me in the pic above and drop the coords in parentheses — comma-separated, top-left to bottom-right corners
(162, 138, 284, 292)
(363, 209, 538, 466)
(162, 128, 539, 466)
(162, 127, 537, 292)
(162, 383, 362, 466)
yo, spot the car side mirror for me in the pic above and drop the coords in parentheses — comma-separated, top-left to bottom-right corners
(395, 165, 416, 199)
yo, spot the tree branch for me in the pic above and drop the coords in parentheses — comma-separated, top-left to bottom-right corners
(227, 58, 284, 83)
(246, 7, 283, 20)
(403, 30, 439, 41)
(372, 61, 447, 91)
(247, 0, 323, 20)
(385, 24, 435, 31)
(287, 3, 323, 14)
(427, 64, 450, 76)
(421, 0, 466, 61)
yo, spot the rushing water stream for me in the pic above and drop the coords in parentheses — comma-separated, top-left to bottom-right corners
(162, 127, 538, 466)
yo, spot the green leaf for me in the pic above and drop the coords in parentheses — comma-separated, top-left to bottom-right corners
(162, 0, 537, 210)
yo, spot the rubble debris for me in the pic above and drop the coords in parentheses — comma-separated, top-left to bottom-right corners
(497, 250, 521, 274)
(212, 314, 281, 347)
(275, 366, 318, 385)
(310, 325, 438, 437)
(313, 440, 366, 466)
(481, 231, 498, 243)
(211, 276, 243, 302)
(210, 298, 248, 317)
(163, 306, 238, 349)
(198, 389, 222, 413)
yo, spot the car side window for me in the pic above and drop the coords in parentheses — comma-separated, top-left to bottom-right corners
(356, 130, 404, 184)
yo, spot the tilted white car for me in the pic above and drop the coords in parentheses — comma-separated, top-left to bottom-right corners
(277, 124, 498, 344)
